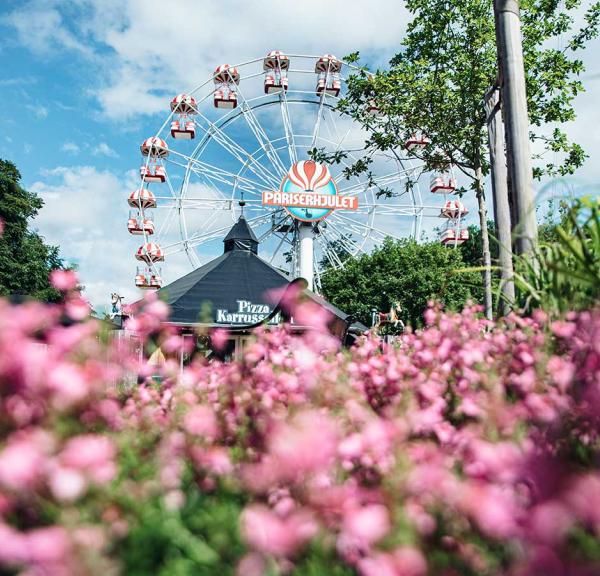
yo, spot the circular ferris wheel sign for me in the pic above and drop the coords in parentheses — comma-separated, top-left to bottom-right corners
(262, 160, 358, 223)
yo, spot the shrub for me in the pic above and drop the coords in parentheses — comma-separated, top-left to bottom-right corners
(0, 283, 599, 575)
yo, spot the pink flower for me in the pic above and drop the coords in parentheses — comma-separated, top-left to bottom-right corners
(0, 434, 47, 491)
(529, 501, 573, 545)
(392, 546, 427, 576)
(0, 523, 28, 565)
(183, 406, 218, 440)
(240, 505, 318, 557)
(236, 552, 267, 576)
(357, 553, 398, 576)
(65, 296, 91, 321)
(50, 269, 78, 292)
(48, 467, 87, 502)
(210, 329, 229, 352)
(268, 411, 338, 480)
(47, 362, 88, 409)
(27, 526, 70, 566)
(60, 435, 116, 484)
(342, 505, 391, 546)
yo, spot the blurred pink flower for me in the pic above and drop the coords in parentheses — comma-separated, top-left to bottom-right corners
(240, 504, 317, 557)
(342, 504, 391, 545)
(393, 547, 427, 576)
(210, 329, 229, 352)
(236, 552, 267, 576)
(49, 269, 78, 292)
(65, 296, 91, 321)
(60, 435, 116, 484)
(269, 411, 338, 480)
(48, 467, 87, 502)
(0, 434, 47, 491)
(183, 405, 218, 440)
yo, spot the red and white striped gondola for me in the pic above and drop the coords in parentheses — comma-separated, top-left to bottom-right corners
(440, 199, 468, 219)
(170, 94, 197, 140)
(430, 172, 457, 194)
(140, 137, 168, 182)
(135, 242, 164, 263)
(440, 228, 469, 246)
(264, 74, 289, 95)
(316, 77, 341, 97)
(315, 54, 342, 97)
(140, 165, 166, 183)
(140, 137, 169, 158)
(367, 100, 382, 116)
(170, 93, 197, 114)
(213, 65, 239, 109)
(127, 215, 155, 235)
(263, 50, 290, 71)
(149, 272, 162, 289)
(263, 50, 290, 94)
(405, 133, 431, 152)
(135, 270, 149, 289)
(315, 54, 342, 73)
(128, 188, 157, 209)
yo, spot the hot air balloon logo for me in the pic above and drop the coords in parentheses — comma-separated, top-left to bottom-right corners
(287, 160, 332, 192)
(261, 160, 358, 223)
(282, 161, 337, 221)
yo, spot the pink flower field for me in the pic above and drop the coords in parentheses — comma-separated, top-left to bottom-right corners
(1, 281, 599, 575)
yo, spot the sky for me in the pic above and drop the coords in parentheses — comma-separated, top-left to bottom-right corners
(0, 0, 599, 312)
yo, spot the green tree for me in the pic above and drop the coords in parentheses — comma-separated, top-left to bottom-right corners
(320, 237, 478, 328)
(316, 0, 599, 318)
(0, 159, 67, 301)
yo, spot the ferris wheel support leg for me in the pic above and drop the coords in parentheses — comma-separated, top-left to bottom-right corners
(298, 224, 314, 291)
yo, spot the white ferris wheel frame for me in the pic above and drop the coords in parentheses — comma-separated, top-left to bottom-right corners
(135, 53, 451, 291)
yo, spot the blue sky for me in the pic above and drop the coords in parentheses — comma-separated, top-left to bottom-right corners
(1, 0, 599, 310)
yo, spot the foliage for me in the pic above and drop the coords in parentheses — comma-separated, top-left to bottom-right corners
(1, 281, 600, 575)
(0, 159, 67, 302)
(319, 237, 478, 328)
(334, 0, 600, 182)
(511, 196, 600, 314)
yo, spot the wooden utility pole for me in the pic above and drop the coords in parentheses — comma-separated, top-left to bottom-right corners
(485, 86, 515, 314)
(493, 0, 538, 255)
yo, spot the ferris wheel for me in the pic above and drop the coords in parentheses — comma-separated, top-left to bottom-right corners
(128, 51, 470, 292)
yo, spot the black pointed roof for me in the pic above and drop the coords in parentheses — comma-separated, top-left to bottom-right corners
(154, 216, 366, 332)
(223, 215, 259, 254)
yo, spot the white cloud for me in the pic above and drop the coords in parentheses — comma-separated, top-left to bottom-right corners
(3, 0, 92, 57)
(61, 142, 80, 154)
(31, 166, 136, 307)
(30, 166, 198, 308)
(5, 0, 409, 120)
(92, 142, 119, 158)
(24, 103, 48, 119)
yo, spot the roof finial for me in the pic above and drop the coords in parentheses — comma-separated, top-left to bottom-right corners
(239, 192, 246, 216)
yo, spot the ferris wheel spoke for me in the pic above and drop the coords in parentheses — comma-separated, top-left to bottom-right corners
(324, 220, 368, 256)
(154, 203, 178, 238)
(316, 234, 345, 269)
(258, 212, 288, 243)
(168, 147, 267, 198)
(311, 90, 328, 151)
(194, 111, 281, 189)
(269, 226, 293, 265)
(185, 159, 267, 197)
(182, 213, 273, 249)
(236, 87, 289, 177)
(337, 168, 417, 197)
(279, 90, 298, 165)
(332, 212, 407, 242)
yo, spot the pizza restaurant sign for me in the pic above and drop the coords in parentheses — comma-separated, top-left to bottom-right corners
(216, 299, 281, 325)
(262, 160, 358, 223)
